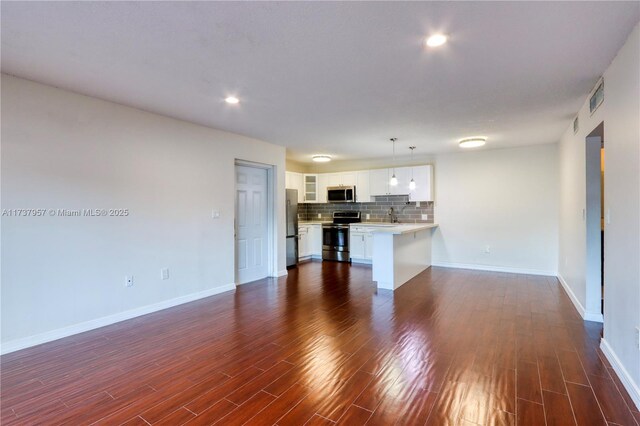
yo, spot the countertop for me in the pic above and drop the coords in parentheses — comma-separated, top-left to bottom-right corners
(369, 223, 439, 235)
(350, 222, 398, 227)
(298, 221, 438, 234)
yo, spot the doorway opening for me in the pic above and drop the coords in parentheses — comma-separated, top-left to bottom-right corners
(585, 122, 605, 320)
(234, 160, 276, 285)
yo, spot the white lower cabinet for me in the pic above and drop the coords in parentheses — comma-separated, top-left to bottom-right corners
(364, 233, 373, 260)
(298, 225, 309, 258)
(350, 232, 366, 260)
(299, 224, 322, 260)
(350, 226, 375, 263)
(309, 225, 322, 256)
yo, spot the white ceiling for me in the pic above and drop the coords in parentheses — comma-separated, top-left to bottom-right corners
(2, 2, 638, 163)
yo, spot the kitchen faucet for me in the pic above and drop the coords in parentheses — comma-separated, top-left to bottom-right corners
(388, 207, 399, 223)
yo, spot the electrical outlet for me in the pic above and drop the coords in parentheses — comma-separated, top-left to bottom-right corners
(317, 213, 322, 219)
(636, 327, 640, 351)
(125, 276, 133, 287)
(161, 268, 169, 280)
(366, 213, 371, 220)
(416, 201, 421, 207)
(212, 210, 220, 219)
(484, 245, 491, 254)
(421, 214, 428, 220)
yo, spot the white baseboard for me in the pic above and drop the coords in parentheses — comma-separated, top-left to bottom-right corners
(0, 284, 236, 355)
(274, 269, 288, 277)
(557, 274, 604, 323)
(600, 338, 640, 410)
(431, 261, 556, 277)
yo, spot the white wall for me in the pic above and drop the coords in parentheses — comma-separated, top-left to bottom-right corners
(1, 75, 287, 352)
(558, 23, 640, 407)
(431, 145, 559, 275)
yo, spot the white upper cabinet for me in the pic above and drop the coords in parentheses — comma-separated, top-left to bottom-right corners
(285, 171, 304, 203)
(390, 167, 412, 196)
(409, 165, 433, 202)
(317, 174, 329, 203)
(327, 172, 356, 187)
(287, 164, 433, 202)
(355, 170, 370, 202)
(303, 174, 318, 203)
(341, 172, 356, 187)
(369, 168, 390, 196)
(370, 166, 433, 201)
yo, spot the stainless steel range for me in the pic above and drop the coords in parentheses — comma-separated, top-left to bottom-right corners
(322, 211, 361, 262)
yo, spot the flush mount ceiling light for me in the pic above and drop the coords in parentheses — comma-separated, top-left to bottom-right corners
(224, 96, 240, 104)
(425, 34, 447, 47)
(459, 137, 487, 148)
(312, 155, 332, 163)
(390, 138, 398, 186)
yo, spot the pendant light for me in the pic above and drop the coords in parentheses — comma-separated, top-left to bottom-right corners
(409, 146, 416, 191)
(389, 138, 398, 186)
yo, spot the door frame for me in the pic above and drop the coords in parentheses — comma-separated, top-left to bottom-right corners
(234, 159, 277, 284)
(584, 122, 604, 322)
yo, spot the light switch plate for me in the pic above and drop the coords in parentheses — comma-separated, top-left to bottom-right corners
(161, 268, 169, 280)
(212, 210, 220, 219)
(366, 214, 371, 220)
(317, 213, 322, 219)
(421, 214, 428, 220)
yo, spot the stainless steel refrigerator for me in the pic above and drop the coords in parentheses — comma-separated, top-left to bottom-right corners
(286, 189, 299, 268)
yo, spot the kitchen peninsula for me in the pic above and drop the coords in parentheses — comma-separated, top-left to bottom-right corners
(370, 223, 438, 290)
(298, 219, 438, 291)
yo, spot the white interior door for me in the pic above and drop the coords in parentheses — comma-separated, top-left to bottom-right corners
(235, 165, 268, 284)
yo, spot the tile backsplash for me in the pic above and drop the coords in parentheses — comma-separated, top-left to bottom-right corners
(300, 195, 434, 223)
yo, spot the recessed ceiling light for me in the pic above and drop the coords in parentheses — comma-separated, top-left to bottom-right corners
(426, 34, 447, 47)
(225, 96, 240, 104)
(312, 155, 332, 163)
(459, 137, 487, 148)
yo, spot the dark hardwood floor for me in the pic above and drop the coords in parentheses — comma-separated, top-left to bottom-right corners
(1, 262, 638, 425)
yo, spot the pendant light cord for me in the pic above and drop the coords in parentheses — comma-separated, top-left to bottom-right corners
(410, 146, 415, 179)
(391, 138, 397, 175)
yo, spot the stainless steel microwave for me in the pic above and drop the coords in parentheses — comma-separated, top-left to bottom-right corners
(327, 186, 356, 203)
